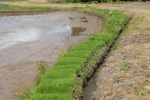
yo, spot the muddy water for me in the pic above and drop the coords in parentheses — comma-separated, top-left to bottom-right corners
(0, 11, 103, 100)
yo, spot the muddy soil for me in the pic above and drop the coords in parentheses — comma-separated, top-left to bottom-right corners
(0, 11, 103, 100)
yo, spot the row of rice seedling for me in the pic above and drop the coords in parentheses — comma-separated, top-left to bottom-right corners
(30, 7, 128, 100)
(0, 3, 52, 11)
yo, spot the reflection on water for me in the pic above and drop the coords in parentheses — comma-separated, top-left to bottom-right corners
(0, 25, 86, 49)
(0, 1, 9, 3)
(72, 27, 86, 36)
(0, 22, 16, 33)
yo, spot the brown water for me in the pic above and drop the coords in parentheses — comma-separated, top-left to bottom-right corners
(0, 11, 103, 100)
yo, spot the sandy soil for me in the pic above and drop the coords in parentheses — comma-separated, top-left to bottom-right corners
(0, 10, 103, 100)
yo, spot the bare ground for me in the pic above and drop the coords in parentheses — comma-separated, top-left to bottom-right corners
(89, 2, 150, 100)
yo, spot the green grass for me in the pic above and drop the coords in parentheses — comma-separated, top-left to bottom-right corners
(119, 62, 131, 71)
(146, 27, 150, 30)
(35, 61, 48, 85)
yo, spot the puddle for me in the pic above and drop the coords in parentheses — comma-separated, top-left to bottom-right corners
(0, 1, 9, 3)
(72, 27, 86, 36)
(0, 25, 86, 50)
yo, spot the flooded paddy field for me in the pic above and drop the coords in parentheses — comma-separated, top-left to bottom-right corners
(0, 11, 103, 100)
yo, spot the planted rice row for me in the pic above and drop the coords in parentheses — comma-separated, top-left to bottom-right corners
(31, 7, 128, 100)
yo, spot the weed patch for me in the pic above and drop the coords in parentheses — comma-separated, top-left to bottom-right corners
(146, 27, 150, 30)
(119, 62, 131, 71)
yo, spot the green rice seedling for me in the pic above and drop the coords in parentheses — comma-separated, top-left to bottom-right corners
(88, 35, 110, 44)
(98, 9, 110, 13)
(35, 85, 73, 94)
(38, 78, 75, 87)
(63, 50, 93, 59)
(70, 40, 105, 52)
(42, 69, 76, 80)
(0, 4, 52, 11)
(83, 41, 105, 48)
(31, 93, 72, 100)
(52, 64, 81, 73)
(108, 16, 128, 28)
(0, 3, 9, 7)
(71, 45, 96, 52)
(84, 6, 110, 15)
(71, 7, 83, 10)
(55, 57, 87, 66)
(11, 6, 52, 10)
(100, 26, 120, 39)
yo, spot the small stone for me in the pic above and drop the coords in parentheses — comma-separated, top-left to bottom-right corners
(144, 86, 150, 91)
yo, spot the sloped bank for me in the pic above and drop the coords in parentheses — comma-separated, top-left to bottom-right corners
(30, 6, 128, 100)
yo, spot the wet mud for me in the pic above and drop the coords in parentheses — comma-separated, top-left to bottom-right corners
(0, 11, 103, 100)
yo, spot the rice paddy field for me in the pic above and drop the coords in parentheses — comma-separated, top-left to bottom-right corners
(0, 1, 150, 100)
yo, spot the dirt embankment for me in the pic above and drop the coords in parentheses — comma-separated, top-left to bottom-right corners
(83, 2, 150, 100)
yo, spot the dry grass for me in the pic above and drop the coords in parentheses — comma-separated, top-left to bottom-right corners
(93, 3, 150, 100)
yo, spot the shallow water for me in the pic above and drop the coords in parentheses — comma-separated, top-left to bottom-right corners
(0, 13, 87, 50)
(0, 1, 9, 3)
(0, 25, 86, 49)
(0, 11, 103, 100)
